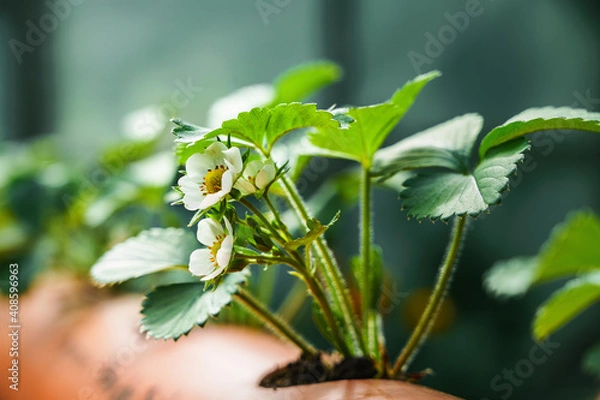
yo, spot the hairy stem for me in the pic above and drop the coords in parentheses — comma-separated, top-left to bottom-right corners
(359, 167, 384, 364)
(234, 287, 317, 355)
(391, 216, 468, 377)
(359, 166, 373, 314)
(280, 174, 364, 355)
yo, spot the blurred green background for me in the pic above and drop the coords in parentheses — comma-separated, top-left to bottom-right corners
(1, 1, 599, 399)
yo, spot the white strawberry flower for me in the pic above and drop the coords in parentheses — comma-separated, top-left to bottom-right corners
(234, 160, 277, 195)
(178, 142, 243, 211)
(189, 217, 234, 281)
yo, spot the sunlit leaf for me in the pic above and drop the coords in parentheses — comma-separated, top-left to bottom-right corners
(270, 61, 342, 105)
(533, 272, 600, 340)
(204, 103, 338, 154)
(308, 71, 440, 167)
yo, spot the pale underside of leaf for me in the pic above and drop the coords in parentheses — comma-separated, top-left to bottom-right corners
(484, 257, 539, 297)
(485, 211, 600, 297)
(479, 107, 600, 159)
(373, 113, 483, 176)
(91, 228, 198, 285)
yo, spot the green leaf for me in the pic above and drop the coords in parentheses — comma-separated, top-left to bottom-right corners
(484, 257, 539, 297)
(308, 71, 440, 167)
(204, 103, 338, 154)
(373, 114, 483, 177)
(141, 271, 249, 340)
(485, 211, 600, 297)
(582, 342, 600, 377)
(284, 211, 340, 251)
(400, 138, 530, 220)
(535, 211, 600, 282)
(270, 61, 342, 105)
(479, 107, 600, 159)
(533, 272, 600, 341)
(171, 118, 212, 143)
(90, 228, 198, 285)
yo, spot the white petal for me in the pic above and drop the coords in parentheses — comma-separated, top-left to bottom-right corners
(223, 217, 233, 236)
(256, 163, 276, 189)
(234, 178, 256, 195)
(220, 170, 234, 194)
(244, 160, 263, 177)
(222, 147, 243, 173)
(204, 142, 228, 156)
(186, 153, 216, 180)
(201, 265, 226, 281)
(182, 192, 205, 211)
(178, 174, 199, 190)
(196, 218, 224, 246)
(216, 235, 233, 268)
(199, 192, 226, 209)
(189, 249, 215, 277)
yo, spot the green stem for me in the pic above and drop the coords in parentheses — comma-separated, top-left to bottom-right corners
(237, 251, 351, 355)
(280, 174, 364, 356)
(264, 194, 293, 241)
(277, 279, 308, 321)
(239, 198, 287, 245)
(359, 166, 373, 315)
(391, 216, 468, 377)
(234, 287, 317, 356)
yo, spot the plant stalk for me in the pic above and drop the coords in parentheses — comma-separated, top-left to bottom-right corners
(234, 287, 317, 356)
(280, 174, 365, 355)
(359, 166, 373, 315)
(391, 216, 468, 377)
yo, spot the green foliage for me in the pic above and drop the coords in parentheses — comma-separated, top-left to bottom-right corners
(90, 228, 198, 285)
(533, 272, 600, 341)
(373, 114, 483, 176)
(204, 103, 338, 154)
(270, 60, 342, 106)
(485, 211, 600, 296)
(171, 119, 212, 143)
(284, 210, 340, 251)
(582, 342, 600, 377)
(483, 256, 539, 297)
(307, 71, 440, 167)
(376, 105, 600, 220)
(141, 271, 249, 340)
(399, 139, 529, 221)
(485, 210, 600, 375)
(479, 107, 600, 159)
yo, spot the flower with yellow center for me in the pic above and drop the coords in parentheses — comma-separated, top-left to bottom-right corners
(178, 142, 243, 211)
(189, 217, 234, 280)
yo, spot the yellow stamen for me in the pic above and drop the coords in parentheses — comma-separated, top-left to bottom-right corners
(199, 165, 227, 194)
